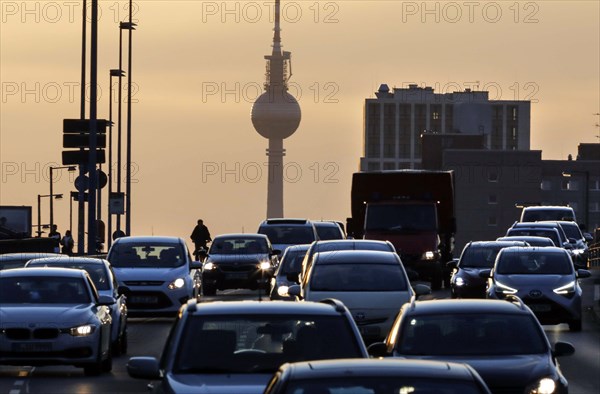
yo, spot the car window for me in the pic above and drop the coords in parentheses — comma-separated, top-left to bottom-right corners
(260, 226, 316, 244)
(173, 315, 361, 374)
(278, 249, 307, 275)
(0, 276, 91, 304)
(109, 242, 186, 268)
(507, 229, 560, 247)
(397, 313, 547, 356)
(311, 263, 407, 292)
(210, 238, 268, 255)
(284, 378, 486, 394)
(314, 224, 344, 240)
(522, 208, 575, 222)
(558, 222, 583, 240)
(496, 253, 572, 275)
(460, 246, 504, 268)
(27, 262, 110, 291)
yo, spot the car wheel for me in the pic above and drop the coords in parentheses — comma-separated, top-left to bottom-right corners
(120, 327, 128, 355)
(568, 319, 582, 332)
(202, 284, 216, 296)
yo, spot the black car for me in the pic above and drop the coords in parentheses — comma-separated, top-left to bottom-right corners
(313, 221, 346, 240)
(264, 359, 492, 394)
(369, 298, 575, 394)
(201, 234, 280, 296)
(448, 240, 527, 299)
(270, 244, 310, 301)
(127, 299, 369, 394)
(496, 236, 555, 247)
(484, 246, 591, 331)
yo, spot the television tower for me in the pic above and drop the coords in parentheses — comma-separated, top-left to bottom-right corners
(251, 0, 301, 218)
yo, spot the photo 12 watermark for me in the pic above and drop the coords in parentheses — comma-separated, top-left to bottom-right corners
(200, 1, 340, 24)
(200, 161, 340, 184)
(201, 81, 340, 104)
(399, 1, 540, 24)
(1, 82, 140, 104)
(1, 1, 140, 24)
(1, 162, 140, 185)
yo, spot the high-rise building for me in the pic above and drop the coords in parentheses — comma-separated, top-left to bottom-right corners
(361, 84, 530, 170)
(251, 0, 301, 219)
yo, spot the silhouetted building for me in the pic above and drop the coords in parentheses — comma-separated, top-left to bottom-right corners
(361, 84, 530, 170)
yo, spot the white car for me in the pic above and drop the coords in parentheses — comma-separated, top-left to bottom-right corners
(0, 267, 114, 375)
(107, 236, 202, 316)
(289, 250, 430, 344)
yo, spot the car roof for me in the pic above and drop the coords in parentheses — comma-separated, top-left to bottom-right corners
(184, 300, 349, 316)
(496, 236, 555, 245)
(112, 236, 183, 244)
(0, 266, 88, 278)
(0, 252, 63, 261)
(282, 358, 481, 380)
(498, 246, 568, 255)
(522, 206, 573, 212)
(260, 218, 312, 225)
(26, 256, 108, 266)
(313, 239, 392, 248)
(213, 233, 269, 240)
(313, 221, 340, 228)
(404, 298, 532, 315)
(283, 244, 311, 253)
(466, 241, 528, 248)
(314, 250, 399, 264)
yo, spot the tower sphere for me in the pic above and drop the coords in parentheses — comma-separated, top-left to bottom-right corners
(251, 91, 301, 140)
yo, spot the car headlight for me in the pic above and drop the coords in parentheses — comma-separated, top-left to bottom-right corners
(168, 278, 186, 290)
(70, 324, 96, 337)
(277, 286, 289, 297)
(455, 277, 465, 287)
(495, 280, 518, 295)
(571, 249, 584, 256)
(258, 261, 272, 270)
(527, 377, 557, 394)
(204, 262, 216, 270)
(421, 251, 436, 260)
(553, 281, 575, 295)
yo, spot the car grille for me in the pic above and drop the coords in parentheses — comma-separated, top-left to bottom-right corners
(3, 347, 93, 358)
(124, 280, 165, 286)
(4, 327, 60, 340)
(220, 264, 256, 273)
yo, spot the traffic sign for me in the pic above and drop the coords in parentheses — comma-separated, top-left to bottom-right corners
(62, 149, 106, 165)
(63, 119, 109, 133)
(98, 170, 108, 189)
(63, 134, 106, 148)
(75, 175, 90, 192)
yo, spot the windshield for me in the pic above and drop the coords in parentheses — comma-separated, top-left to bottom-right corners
(459, 245, 505, 268)
(523, 209, 575, 222)
(278, 249, 308, 275)
(209, 237, 268, 255)
(282, 378, 485, 394)
(311, 263, 407, 291)
(314, 224, 343, 240)
(173, 315, 361, 374)
(109, 242, 186, 268)
(365, 203, 436, 232)
(27, 262, 110, 290)
(0, 276, 91, 304)
(397, 313, 547, 356)
(559, 222, 583, 240)
(260, 226, 316, 245)
(507, 229, 560, 247)
(496, 252, 573, 275)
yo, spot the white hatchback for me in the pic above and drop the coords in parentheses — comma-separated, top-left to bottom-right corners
(289, 250, 429, 344)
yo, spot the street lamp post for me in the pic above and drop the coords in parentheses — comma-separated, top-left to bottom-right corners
(562, 170, 590, 230)
(38, 193, 64, 237)
(49, 166, 76, 233)
(108, 69, 124, 249)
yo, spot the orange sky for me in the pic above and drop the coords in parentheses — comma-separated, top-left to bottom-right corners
(1, 1, 599, 251)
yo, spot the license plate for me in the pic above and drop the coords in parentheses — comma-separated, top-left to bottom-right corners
(130, 296, 158, 304)
(225, 272, 248, 280)
(12, 342, 52, 352)
(529, 304, 551, 312)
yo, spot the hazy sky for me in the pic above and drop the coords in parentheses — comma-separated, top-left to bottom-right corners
(1, 0, 599, 251)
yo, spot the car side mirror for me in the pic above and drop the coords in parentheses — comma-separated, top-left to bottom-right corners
(413, 284, 431, 299)
(583, 233, 593, 243)
(479, 269, 492, 278)
(127, 357, 161, 379)
(117, 285, 129, 296)
(367, 342, 388, 358)
(553, 341, 575, 357)
(446, 259, 459, 270)
(563, 243, 573, 250)
(190, 260, 202, 270)
(576, 269, 592, 279)
(97, 295, 116, 306)
(287, 284, 302, 299)
(271, 249, 282, 256)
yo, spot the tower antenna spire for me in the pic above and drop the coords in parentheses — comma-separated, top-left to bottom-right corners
(273, 0, 281, 54)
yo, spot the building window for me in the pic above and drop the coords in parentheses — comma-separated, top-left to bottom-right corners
(432, 112, 439, 120)
(590, 202, 600, 212)
(512, 107, 518, 121)
(591, 178, 600, 190)
(488, 195, 497, 204)
(367, 162, 380, 171)
(383, 162, 396, 170)
(561, 179, 569, 190)
(488, 216, 497, 226)
(567, 180, 579, 191)
(540, 180, 552, 191)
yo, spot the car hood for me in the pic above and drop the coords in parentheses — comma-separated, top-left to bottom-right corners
(0, 304, 92, 325)
(112, 266, 186, 281)
(496, 274, 570, 287)
(207, 254, 268, 264)
(165, 373, 271, 394)
(456, 267, 489, 281)
(399, 354, 552, 387)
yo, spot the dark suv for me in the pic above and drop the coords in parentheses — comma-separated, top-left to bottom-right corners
(127, 299, 368, 394)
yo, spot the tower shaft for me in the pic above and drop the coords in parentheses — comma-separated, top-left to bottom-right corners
(266, 138, 285, 218)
